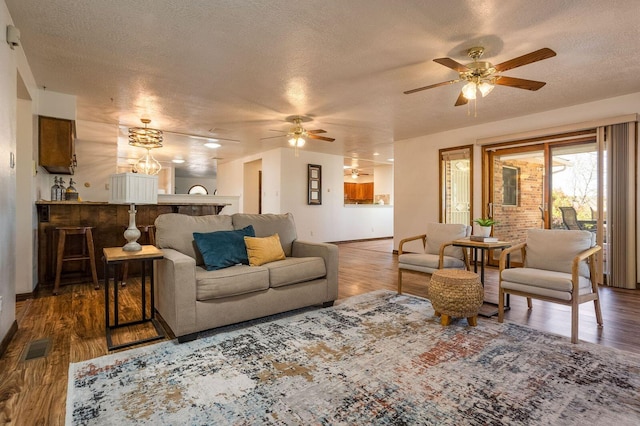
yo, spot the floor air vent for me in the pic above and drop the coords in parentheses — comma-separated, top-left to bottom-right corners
(22, 338, 51, 361)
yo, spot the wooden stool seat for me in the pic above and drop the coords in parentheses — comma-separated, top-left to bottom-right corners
(429, 269, 484, 326)
(121, 225, 156, 286)
(54, 226, 99, 295)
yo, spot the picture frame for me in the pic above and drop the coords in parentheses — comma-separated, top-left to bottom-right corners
(308, 164, 322, 205)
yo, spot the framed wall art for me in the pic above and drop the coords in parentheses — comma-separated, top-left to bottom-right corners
(308, 164, 322, 205)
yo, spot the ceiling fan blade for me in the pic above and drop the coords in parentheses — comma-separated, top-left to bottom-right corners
(494, 48, 556, 72)
(495, 76, 546, 91)
(307, 129, 327, 134)
(260, 135, 285, 140)
(268, 129, 288, 133)
(433, 57, 469, 72)
(308, 134, 335, 142)
(454, 91, 468, 106)
(404, 79, 459, 95)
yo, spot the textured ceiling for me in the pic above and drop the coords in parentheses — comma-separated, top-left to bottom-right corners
(7, 0, 640, 177)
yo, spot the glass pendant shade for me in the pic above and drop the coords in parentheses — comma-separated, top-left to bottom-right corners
(478, 81, 495, 97)
(462, 82, 477, 100)
(136, 149, 162, 175)
(288, 137, 305, 147)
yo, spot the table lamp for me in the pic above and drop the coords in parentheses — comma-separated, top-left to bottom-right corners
(109, 173, 158, 251)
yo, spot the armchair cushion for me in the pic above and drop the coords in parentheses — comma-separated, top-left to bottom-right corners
(501, 267, 593, 301)
(425, 223, 470, 259)
(524, 229, 594, 276)
(398, 253, 466, 273)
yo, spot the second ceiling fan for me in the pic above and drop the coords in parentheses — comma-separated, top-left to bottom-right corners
(404, 46, 557, 106)
(262, 115, 335, 144)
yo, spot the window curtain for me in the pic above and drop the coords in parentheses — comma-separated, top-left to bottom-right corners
(604, 122, 637, 289)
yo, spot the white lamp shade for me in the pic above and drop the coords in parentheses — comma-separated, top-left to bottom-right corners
(109, 173, 158, 204)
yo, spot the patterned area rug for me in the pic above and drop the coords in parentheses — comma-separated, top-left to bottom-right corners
(67, 290, 640, 425)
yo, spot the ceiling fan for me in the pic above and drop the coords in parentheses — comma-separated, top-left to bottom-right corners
(404, 46, 556, 106)
(261, 115, 335, 154)
(345, 169, 370, 179)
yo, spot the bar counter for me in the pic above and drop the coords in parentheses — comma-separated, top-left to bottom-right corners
(36, 200, 229, 287)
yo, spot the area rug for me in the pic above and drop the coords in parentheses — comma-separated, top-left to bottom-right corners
(66, 290, 640, 425)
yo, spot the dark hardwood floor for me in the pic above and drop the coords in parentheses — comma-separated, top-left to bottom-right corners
(1, 238, 639, 425)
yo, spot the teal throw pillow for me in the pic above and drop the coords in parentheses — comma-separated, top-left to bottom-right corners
(193, 225, 255, 270)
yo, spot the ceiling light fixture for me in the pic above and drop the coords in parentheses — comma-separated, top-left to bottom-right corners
(288, 136, 305, 157)
(351, 169, 359, 179)
(135, 148, 162, 175)
(128, 118, 163, 149)
(204, 142, 221, 149)
(172, 159, 185, 164)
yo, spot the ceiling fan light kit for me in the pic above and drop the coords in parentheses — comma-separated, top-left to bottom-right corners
(261, 115, 335, 157)
(404, 46, 556, 111)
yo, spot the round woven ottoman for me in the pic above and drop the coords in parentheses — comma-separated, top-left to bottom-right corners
(429, 269, 484, 326)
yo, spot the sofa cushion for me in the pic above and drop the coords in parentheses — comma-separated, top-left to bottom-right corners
(244, 234, 286, 266)
(524, 229, 594, 277)
(233, 213, 297, 257)
(195, 265, 269, 300)
(193, 225, 255, 271)
(265, 257, 326, 288)
(155, 213, 234, 265)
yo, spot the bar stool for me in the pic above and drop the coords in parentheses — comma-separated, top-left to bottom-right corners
(53, 226, 99, 295)
(121, 225, 156, 286)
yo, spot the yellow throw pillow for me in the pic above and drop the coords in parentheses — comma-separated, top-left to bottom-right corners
(244, 234, 286, 266)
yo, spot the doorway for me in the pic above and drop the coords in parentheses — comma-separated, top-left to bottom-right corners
(483, 133, 605, 279)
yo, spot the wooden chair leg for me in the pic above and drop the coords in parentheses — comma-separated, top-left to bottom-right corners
(594, 298, 603, 326)
(467, 316, 478, 327)
(53, 230, 66, 295)
(85, 228, 99, 290)
(397, 269, 403, 294)
(571, 302, 579, 344)
(498, 285, 505, 323)
(526, 297, 532, 309)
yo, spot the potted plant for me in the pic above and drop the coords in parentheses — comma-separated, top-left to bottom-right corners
(473, 218, 497, 237)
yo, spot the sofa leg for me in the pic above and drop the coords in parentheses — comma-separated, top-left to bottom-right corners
(322, 301, 334, 308)
(177, 332, 198, 343)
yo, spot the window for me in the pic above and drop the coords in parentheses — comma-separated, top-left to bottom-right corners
(502, 166, 518, 206)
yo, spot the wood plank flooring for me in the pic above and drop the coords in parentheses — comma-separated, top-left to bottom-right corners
(1, 238, 639, 425)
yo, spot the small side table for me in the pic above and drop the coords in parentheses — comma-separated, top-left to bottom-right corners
(452, 238, 512, 317)
(103, 245, 165, 351)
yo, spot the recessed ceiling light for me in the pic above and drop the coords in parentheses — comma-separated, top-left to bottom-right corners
(373, 152, 380, 156)
(205, 142, 221, 149)
(387, 158, 394, 162)
(343, 165, 350, 169)
(172, 159, 185, 164)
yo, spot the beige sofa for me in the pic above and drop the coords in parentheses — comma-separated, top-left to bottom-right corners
(153, 213, 339, 342)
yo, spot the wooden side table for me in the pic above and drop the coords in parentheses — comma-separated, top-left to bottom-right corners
(103, 245, 165, 351)
(451, 238, 512, 317)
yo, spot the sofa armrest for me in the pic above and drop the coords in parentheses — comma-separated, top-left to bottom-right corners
(154, 248, 198, 337)
(292, 240, 339, 301)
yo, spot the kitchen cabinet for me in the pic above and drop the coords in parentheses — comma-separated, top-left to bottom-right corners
(344, 182, 374, 203)
(39, 115, 76, 174)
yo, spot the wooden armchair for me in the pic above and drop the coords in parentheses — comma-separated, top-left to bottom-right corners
(498, 229, 603, 343)
(397, 223, 471, 294)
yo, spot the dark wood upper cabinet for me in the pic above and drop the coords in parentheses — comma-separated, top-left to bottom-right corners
(39, 115, 76, 174)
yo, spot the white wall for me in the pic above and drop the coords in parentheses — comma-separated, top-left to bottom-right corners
(217, 147, 394, 242)
(16, 99, 35, 293)
(0, 1, 17, 342)
(394, 91, 640, 253)
(242, 159, 261, 214)
(373, 164, 393, 205)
